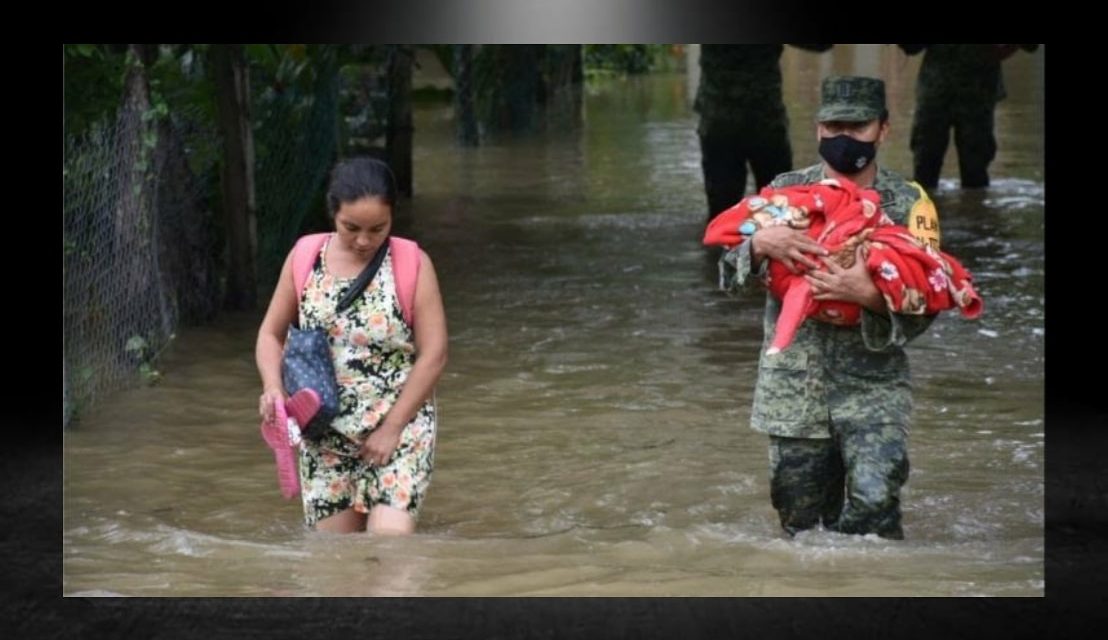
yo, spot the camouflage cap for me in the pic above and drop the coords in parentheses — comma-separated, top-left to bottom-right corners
(817, 76, 886, 122)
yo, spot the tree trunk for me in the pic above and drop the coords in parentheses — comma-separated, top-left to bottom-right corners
(112, 44, 158, 350)
(453, 45, 479, 146)
(541, 45, 583, 99)
(490, 45, 542, 132)
(386, 45, 414, 197)
(155, 117, 219, 325)
(211, 44, 258, 310)
(541, 45, 584, 131)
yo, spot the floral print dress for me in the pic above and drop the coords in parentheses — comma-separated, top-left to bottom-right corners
(296, 235, 436, 527)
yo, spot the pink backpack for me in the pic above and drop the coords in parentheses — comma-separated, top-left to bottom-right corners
(290, 233, 421, 326)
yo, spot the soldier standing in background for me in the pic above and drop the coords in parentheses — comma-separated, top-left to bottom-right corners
(900, 44, 1040, 190)
(695, 44, 832, 220)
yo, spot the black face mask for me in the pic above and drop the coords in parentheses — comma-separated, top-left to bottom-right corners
(818, 134, 877, 174)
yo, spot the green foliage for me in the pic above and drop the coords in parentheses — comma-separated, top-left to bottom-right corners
(125, 333, 172, 386)
(583, 44, 682, 77)
(64, 44, 127, 137)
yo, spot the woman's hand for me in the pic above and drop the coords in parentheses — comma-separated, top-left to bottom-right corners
(259, 387, 285, 423)
(360, 423, 403, 466)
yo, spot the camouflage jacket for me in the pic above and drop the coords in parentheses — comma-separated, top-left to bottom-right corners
(904, 44, 1038, 105)
(719, 163, 937, 438)
(694, 45, 786, 133)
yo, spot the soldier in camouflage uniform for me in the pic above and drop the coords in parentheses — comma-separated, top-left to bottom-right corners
(900, 44, 1039, 189)
(719, 76, 940, 539)
(695, 45, 832, 219)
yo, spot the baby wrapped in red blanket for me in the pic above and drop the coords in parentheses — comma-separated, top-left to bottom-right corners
(704, 178, 982, 354)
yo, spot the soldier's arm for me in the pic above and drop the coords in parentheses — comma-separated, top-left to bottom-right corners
(720, 171, 817, 294)
(719, 241, 767, 295)
(721, 225, 828, 296)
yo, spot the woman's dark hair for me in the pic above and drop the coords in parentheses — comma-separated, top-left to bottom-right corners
(325, 157, 398, 217)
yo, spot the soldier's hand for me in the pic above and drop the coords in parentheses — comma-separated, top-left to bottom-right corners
(751, 226, 828, 274)
(806, 247, 885, 313)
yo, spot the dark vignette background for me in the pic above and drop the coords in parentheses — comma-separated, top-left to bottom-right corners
(39, 5, 1095, 639)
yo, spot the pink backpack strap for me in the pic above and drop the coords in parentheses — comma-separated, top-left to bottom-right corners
(389, 236, 421, 327)
(291, 233, 330, 298)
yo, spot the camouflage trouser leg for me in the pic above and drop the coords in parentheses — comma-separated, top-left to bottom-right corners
(827, 421, 910, 540)
(910, 98, 952, 189)
(746, 122, 792, 192)
(700, 117, 791, 217)
(768, 436, 845, 536)
(699, 130, 749, 219)
(952, 103, 997, 188)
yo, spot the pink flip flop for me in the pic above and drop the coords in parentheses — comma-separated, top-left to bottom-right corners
(260, 398, 301, 500)
(285, 388, 321, 432)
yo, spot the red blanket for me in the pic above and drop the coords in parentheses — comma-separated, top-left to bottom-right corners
(704, 178, 982, 354)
